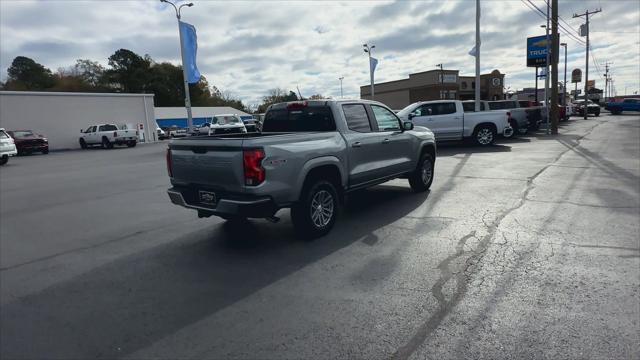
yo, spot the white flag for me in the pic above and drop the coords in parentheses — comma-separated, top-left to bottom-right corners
(370, 57, 378, 73)
(468, 45, 477, 57)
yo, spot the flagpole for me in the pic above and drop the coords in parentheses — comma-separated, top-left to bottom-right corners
(475, 0, 480, 111)
(161, 0, 194, 133)
(363, 44, 375, 100)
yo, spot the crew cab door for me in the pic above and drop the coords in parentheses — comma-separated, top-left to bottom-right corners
(412, 102, 462, 140)
(369, 104, 414, 175)
(84, 126, 97, 144)
(340, 103, 390, 187)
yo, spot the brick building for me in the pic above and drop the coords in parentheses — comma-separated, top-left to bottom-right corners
(360, 68, 505, 109)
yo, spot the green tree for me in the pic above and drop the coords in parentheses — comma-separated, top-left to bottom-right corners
(73, 59, 105, 87)
(257, 88, 298, 113)
(4, 56, 56, 90)
(103, 49, 151, 92)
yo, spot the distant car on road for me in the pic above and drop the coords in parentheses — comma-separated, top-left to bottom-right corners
(0, 128, 18, 165)
(397, 100, 513, 145)
(156, 126, 167, 140)
(605, 98, 640, 115)
(574, 100, 601, 117)
(167, 126, 188, 138)
(7, 130, 49, 155)
(79, 124, 138, 149)
(207, 114, 247, 135)
(167, 99, 436, 238)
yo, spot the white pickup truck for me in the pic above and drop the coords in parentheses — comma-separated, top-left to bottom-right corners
(79, 124, 138, 149)
(397, 100, 512, 146)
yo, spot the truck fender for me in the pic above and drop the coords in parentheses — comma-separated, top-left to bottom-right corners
(293, 156, 346, 202)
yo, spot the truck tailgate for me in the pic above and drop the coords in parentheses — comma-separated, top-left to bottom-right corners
(170, 138, 245, 193)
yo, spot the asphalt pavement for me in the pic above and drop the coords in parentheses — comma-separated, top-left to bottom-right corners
(1, 113, 638, 359)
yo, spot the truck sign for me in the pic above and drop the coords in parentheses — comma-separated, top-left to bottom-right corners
(527, 34, 559, 67)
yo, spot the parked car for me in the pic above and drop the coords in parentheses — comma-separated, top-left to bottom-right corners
(0, 128, 18, 165)
(156, 126, 167, 140)
(574, 100, 601, 116)
(166, 99, 436, 238)
(167, 126, 188, 138)
(397, 100, 513, 145)
(79, 124, 138, 149)
(207, 114, 247, 135)
(537, 102, 569, 122)
(240, 115, 258, 132)
(487, 100, 535, 134)
(605, 98, 640, 115)
(461, 100, 516, 139)
(6, 130, 49, 155)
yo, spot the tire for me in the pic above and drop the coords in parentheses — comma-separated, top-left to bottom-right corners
(516, 125, 528, 135)
(408, 153, 435, 192)
(291, 179, 339, 239)
(126, 141, 136, 148)
(595, 110, 600, 117)
(0, 155, 7, 166)
(473, 125, 496, 146)
(41, 149, 49, 154)
(79, 138, 88, 149)
(102, 137, 113, 149)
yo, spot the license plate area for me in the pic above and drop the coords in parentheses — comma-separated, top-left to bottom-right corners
(198, 190, 217, 206)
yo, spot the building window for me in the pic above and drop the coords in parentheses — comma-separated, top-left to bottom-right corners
(461, 82, 467, 89)
(472, 82, 475, 89)
(449, 91, 456, 99)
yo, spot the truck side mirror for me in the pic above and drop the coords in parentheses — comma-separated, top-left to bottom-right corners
(403, 121, 414, 131)
(80, 129, 84, 133)
(408, 113, 415, 120)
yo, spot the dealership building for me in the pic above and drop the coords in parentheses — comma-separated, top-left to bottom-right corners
(0, 91, 156, 150)
(360, 69, 506, 109)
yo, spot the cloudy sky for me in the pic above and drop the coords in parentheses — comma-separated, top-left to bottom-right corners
(1, 0, 638, 106)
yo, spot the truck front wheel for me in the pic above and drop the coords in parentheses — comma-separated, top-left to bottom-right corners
(408, 153, 434, 192)
(291, 179, 338, 239)
(473, 125, 496, 146)
(79, 138, 87, 149)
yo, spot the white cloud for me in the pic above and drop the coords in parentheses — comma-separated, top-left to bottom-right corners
(1, 0, 638, 105)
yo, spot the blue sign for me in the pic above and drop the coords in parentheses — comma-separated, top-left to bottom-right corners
(527, 34, 559, 67)
(527, 35, 548, 67)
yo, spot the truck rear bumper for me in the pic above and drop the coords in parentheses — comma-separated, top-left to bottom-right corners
(167, 187, 279, 218)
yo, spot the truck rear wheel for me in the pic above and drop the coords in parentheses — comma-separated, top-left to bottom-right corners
(126, 141, 136, 148)
(408, 153, 434, 192)
(102, 137, 113, 149)
(0, 155, 8, 166)
(291, 179, 338, 239)
(473, 125, 496, 146)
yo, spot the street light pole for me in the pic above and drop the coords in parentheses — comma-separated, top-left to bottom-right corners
(436, 63, 444, 99)
(561, 43, 567, 108)
(160, 0, 195, 132)
(363, 44, 375, 100)
(339, 76, 344, 98)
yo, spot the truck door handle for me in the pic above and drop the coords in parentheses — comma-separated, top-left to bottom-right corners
(382, 139, 390, 144)
(352, 142, 362, 148)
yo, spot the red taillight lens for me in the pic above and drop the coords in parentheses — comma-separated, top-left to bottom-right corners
(287, 101, 308, 109)
(113, 131, 118, 137)
(243, 148, 265, 186)
(166, 148, 173, 177)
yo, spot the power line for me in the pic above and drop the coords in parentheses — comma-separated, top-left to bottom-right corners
(522, 0, 586, 46)
(532, 0, 586, 45)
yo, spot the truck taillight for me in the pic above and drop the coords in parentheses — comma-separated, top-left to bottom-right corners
(243, 148, 265, 186)
(113, 131, 118, 138)
(166, 148, 173, 177)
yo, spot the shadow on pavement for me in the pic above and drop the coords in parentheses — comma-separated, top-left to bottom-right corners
(437, 143, 512, 157)
(0, 184, 430, 360)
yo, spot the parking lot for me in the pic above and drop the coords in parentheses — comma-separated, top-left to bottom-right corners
(1, 112, 638, 359)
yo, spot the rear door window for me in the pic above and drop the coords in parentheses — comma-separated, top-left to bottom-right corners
(432, 102, 457, 115)
(342, 104, 371, 132)
(99, 125, 118, 132)
(262, 106, 336, 132)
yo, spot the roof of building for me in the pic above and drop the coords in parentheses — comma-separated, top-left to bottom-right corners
(154, 106, 251, 119)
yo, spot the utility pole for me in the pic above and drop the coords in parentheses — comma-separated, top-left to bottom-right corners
(550, 0, 559, 134)
(604, 62, 611, 101)
(543, 2, 550, 134)
(339, 76, 344, 99)
(574, 7, 601, 119)
(475, 0, 481, 112)
(436, 63, 444, 99)
(561, 43, 567, 108)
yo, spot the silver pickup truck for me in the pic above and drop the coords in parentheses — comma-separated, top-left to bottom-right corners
(167, 99, 436, 238)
